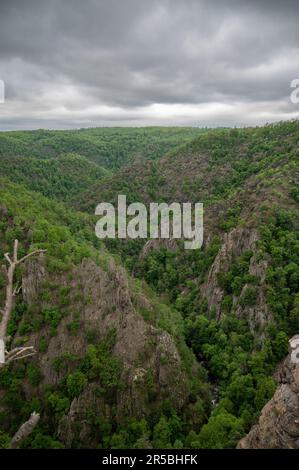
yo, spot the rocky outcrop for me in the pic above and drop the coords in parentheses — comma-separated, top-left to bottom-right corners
(19, 256, 196, 447)
(200, 226, 272, 336)
(234, 253, 270, 339)
(238, 336, 299, 449)
(201, 227, 259, 318)
(139, 238, 178, 259)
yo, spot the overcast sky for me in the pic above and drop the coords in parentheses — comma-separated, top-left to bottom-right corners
(0, 0, 299, 130)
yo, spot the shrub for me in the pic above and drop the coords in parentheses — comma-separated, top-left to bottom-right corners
(66, 371, 88, 398)
(27, 363, 42, 386)
(239, 287, 257, 308)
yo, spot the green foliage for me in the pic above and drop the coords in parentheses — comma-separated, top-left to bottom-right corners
(0, 431, 10, 449)
(66, 371, 88, 398)
(0, 153, 108, 203)
(27, 363, 42, 386)
(152, 416, 172, 449)
(47, 392, 70, 417)
(42, 308, 62, 329)
(193, 410, 245, 449)
(217, 251, 254, 298)
(22, 431, 64, 449)
(184, 311, 290, 446)
(239, 287, 257, 307)
(261, 210, 299, 334)
(135, 236, 221, 307)
(81, 330, 122, 396)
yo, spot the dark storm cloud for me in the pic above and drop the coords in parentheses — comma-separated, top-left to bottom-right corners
(0, 0, 299, 129)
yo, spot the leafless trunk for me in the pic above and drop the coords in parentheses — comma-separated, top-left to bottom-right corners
(9, 412, 40, 449)
(0, 239, 46, 367)
(0, 240, 46, 448)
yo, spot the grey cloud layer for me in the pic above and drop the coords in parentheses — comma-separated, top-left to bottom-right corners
(0, 0, 299, 129)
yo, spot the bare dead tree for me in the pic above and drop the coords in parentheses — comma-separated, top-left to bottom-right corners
(0, 239, 46, 367)
(0, 240, 46, 448)
(9, 411, 40, 449)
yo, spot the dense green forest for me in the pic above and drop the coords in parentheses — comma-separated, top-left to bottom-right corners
(0, 123, 298, 449)
(0, 127, 203, 169)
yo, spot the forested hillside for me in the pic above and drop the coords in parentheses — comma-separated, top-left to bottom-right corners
(0, 179, 209, 448)
(0, 154, 109, 202)
(0, 127, 203, 169)
(0, 122, 298, 448)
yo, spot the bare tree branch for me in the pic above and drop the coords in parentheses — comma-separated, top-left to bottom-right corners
(6, 346, 36, 359)
(4, 253, 12, 266)
(13, 284, 22, 297)
(6, 346, 36, 362)
(6, 351, 36, 364)
(17, 249, 47, 266)
(13, 239, 18, 264)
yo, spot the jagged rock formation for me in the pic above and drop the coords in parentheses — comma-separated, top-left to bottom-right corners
(201, 227, 259, 318)
(19, 256, 199, 447)
(238, 336, 299, 449)
(139, 238, 178, 260)
(200, 227, 271, 337)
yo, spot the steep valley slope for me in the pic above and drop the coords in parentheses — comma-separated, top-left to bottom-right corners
(0, 180, 209, 448)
